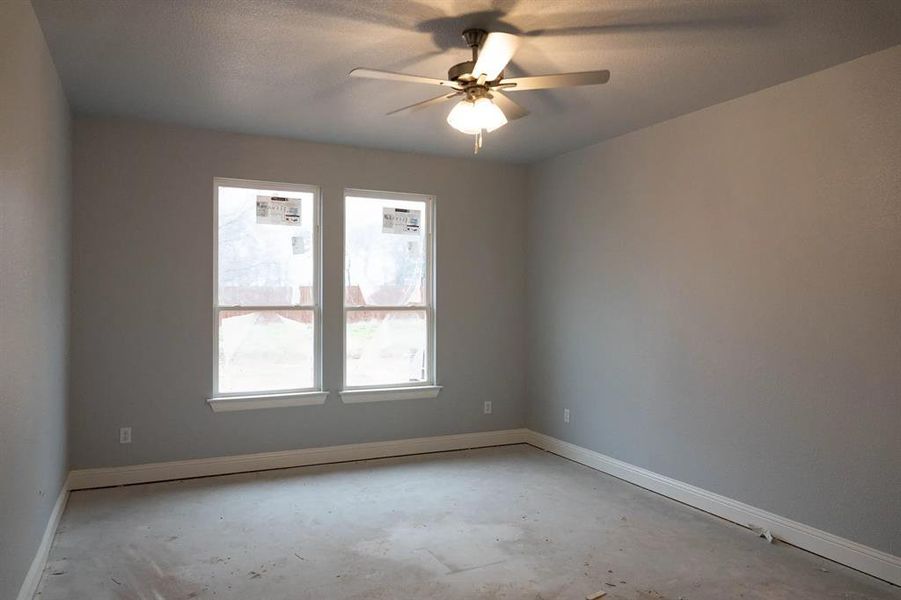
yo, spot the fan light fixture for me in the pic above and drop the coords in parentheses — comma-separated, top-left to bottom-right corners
(446, 97, 508, 135)
(349, 27, 611, 154)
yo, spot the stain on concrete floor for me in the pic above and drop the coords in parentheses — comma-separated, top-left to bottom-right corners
(35, 445, 900, 599)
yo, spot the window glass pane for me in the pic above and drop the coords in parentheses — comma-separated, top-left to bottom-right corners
(346, 310, 427, 387)
(218, 186, 315, 306)
(218, 310, 314, 393)
(345, 195, 427, 306)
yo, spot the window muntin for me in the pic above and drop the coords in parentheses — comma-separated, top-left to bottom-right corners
(215, 179, 320, 396)
(344, 191, 434, 389)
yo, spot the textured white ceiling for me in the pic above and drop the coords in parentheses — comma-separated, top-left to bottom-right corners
(33, 0, 901, 163)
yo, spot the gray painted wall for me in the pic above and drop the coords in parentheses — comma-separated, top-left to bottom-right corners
(527, 45, 901, 556)
(0, 2, 71, 598)
(70, 118, 527, 469)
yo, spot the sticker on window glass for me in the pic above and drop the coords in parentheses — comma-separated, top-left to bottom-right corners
(291, 235, 306, 255)
(256, 195, 301, 226)
(382, 207, 421, 235)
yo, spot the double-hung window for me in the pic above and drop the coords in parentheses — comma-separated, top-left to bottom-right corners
(211, 178, 324, 410)
(342, 190, 438, 401)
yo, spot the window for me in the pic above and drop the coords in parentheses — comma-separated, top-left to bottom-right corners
(211, 178, 323, 409)
(342, 190, 437, 398)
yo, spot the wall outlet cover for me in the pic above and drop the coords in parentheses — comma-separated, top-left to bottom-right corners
(119, 427, 132, 444)
(483, 401, 493, 414)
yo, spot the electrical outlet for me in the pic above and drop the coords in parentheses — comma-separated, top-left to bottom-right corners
(119, 427, 132, 444)
(563, 408, 570, 424)
(483, 401, 492, 415)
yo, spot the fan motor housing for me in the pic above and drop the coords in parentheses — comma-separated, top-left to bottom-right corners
(448, 61, 475, 82)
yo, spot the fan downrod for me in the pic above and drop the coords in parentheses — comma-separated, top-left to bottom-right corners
(462, 28, 488, 57)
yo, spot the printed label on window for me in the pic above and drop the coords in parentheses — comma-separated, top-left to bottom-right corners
(291, 235, 306, 255)
(382, 207, 421, 235)
(256, 195, 301, 226)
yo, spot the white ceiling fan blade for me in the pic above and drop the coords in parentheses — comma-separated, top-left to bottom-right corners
(491, 91, 529, 120)
(503, 70, 610, 91)
(386, 92, 462, 116)
(349, 68, 459, 88)
(472, 32, 520, 81)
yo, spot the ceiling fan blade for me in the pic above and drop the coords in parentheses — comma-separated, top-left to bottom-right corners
(349, 68, 458, 88)
(386, 92, 462, 116)
(472, 32, 520, 81)
(503, 70, 610, 91)
(491, 91, 529, 120)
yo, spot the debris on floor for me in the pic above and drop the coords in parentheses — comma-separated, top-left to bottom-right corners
(586, 591, 607, 600)
(749, 525, 775, 543)
(636, 590, 668, 599)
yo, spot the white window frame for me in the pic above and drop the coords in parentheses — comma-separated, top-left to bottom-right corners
(208, 177, 325, 412)
(340, 189, 440, 403)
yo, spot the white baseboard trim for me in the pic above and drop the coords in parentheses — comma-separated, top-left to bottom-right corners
(68, 428, 530, 490)
(17, 476, 70, 600)
(525, 430, 901, 586)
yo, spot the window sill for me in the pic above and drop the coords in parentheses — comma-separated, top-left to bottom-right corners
(340, 385, 442, 404)
(207, 391, 328, 413)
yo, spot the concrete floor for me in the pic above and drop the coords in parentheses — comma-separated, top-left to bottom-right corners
(37, 445, 899, 600)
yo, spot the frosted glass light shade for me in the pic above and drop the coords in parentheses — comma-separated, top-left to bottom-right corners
(446, 100, 481, 135)
(473, 97, 507, 132)
(447, 97, 508, 134)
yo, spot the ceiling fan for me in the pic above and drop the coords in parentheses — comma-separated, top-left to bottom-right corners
(349, 29, 610, 153)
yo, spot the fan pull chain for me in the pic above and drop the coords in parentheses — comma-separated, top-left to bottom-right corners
(474, 131, 484, 154)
